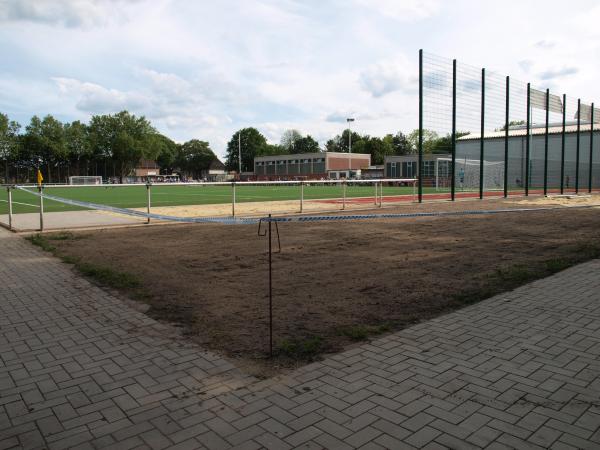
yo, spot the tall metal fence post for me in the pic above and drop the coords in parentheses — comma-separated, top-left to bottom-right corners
(589, 103, 595, 193)
(544, 89, 550, 196)
(479, 68, 485, 199)
(342, 180, 346, 210)
(504, 76, 509, 197)
(576, 98, 581, 194)
(418, 49, 424, 203)
(7, 186, 13, 231)
(561, 94, 566, 194)
(300, 181, 304, 213)
(232, 181, 236, 217)
(525, 83, 531, 196)
(379, 180, 383, 207)
(39, 185, 44, 232)
(146, 182, 151, 224)
(451, 59, 457, 201)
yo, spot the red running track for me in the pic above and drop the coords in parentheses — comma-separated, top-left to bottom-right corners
(315, 188, 595, 205)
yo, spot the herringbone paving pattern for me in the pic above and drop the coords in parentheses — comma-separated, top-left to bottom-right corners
(1, 227, 599, 449)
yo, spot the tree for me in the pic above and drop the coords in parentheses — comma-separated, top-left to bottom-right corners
(22, 115, 66, 183)
(325, 130, 364, 153)
(294, 135, 321, 153)
(280, 129, 302, 153)
(88, 111, 156, 182)
(385, 131, 412, 155)
(0, 113, 21, 183)
(364, 136, 394, 165)
(153, 134, 179, 174)
(498, 120, 525, 131)
(225, 127, 269, 172)
(428, 131, 471, 154)
(177, 139, 218, 179)
(64, 120, 91, 176)
(407, 129, 439, 154)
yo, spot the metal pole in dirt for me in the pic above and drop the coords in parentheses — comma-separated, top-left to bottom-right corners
(379, 181, 382, 207)
(561, 94, 566, 194)
(525, 83, 531, 196)
(7, 186, 13, 231)
(232, 181, 236, 217)
(39, 185, 44, 232)
(374, 181, 377, 205)
(544, 89, 550, 196)
(479, 68, 485, 200)
(342, 180, 346, 210)
(575, 98, 581, 194)
(300, 181, 304, 213)
(418, 49, 423, 203)
(589, 103, 595, 193)
(146, 182, 151, 224)
(268, 214, 273, 358)
(504, 76, 509, 198)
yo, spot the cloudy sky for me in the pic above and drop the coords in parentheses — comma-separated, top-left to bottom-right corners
(1, 0, 599, 158)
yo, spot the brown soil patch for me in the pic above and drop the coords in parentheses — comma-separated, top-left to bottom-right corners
(43, 196, 600, 377)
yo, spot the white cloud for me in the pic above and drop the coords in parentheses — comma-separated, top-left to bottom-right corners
(538, 67, 579, 81)
(53, 77, 148, 112)
(0, 0, 138, 28)
(353, 0, 440, 21)
(534, 40, 555, 49)
(359, 59, 417, 97)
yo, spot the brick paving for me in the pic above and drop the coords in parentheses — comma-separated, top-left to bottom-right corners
(1, 227, 599, 449)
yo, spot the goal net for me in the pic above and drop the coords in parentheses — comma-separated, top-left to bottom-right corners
(69, 176, 102, 185)
(436, 158, 504, 191)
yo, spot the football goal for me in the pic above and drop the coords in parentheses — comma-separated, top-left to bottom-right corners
(435, 157, 504, 191)
(69, 176, 103, 185)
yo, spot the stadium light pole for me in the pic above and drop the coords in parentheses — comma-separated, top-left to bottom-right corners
(238, 131, 242, 175)
(347, 118, 355, 176)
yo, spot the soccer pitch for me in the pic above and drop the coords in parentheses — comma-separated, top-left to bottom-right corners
(0, 183, 431, 215)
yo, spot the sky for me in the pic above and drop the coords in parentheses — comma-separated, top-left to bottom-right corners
(1, 0, 600, 159)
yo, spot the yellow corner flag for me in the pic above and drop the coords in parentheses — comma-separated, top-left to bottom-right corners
(37, 169, 44, 186)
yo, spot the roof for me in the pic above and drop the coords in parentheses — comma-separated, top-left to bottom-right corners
(458, 122, 600, 141)
(209, 158, 225, 170)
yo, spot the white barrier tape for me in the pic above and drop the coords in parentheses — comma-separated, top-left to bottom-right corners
(266, 204, 600, 222)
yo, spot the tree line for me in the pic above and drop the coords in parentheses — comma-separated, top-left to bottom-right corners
(0, 111, 219, 183)
(223, 127, 455, 172)
(1, 108, 458, 183)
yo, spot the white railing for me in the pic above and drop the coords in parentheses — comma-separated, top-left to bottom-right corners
(4, 178, 418, 231)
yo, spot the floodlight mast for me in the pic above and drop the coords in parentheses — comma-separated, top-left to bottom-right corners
(347, 118, 355, 175)
(238, 131, 242, 175)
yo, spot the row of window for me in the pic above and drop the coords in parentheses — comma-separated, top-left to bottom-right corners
(386, 160, 451, 177)
(256, 158, 326, 166)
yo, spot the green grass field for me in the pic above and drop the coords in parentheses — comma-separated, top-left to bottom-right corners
(0, 183, 432, 215)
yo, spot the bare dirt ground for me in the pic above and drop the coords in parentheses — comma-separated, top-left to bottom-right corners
(41, 195, 600, 377)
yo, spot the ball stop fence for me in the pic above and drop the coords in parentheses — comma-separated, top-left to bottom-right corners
(419, 50, 600, 202)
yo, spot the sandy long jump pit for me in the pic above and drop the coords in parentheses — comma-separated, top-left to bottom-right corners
(25, 194, 600, 376)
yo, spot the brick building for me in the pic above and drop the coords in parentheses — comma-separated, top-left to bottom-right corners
(253, 152, 371, 180)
